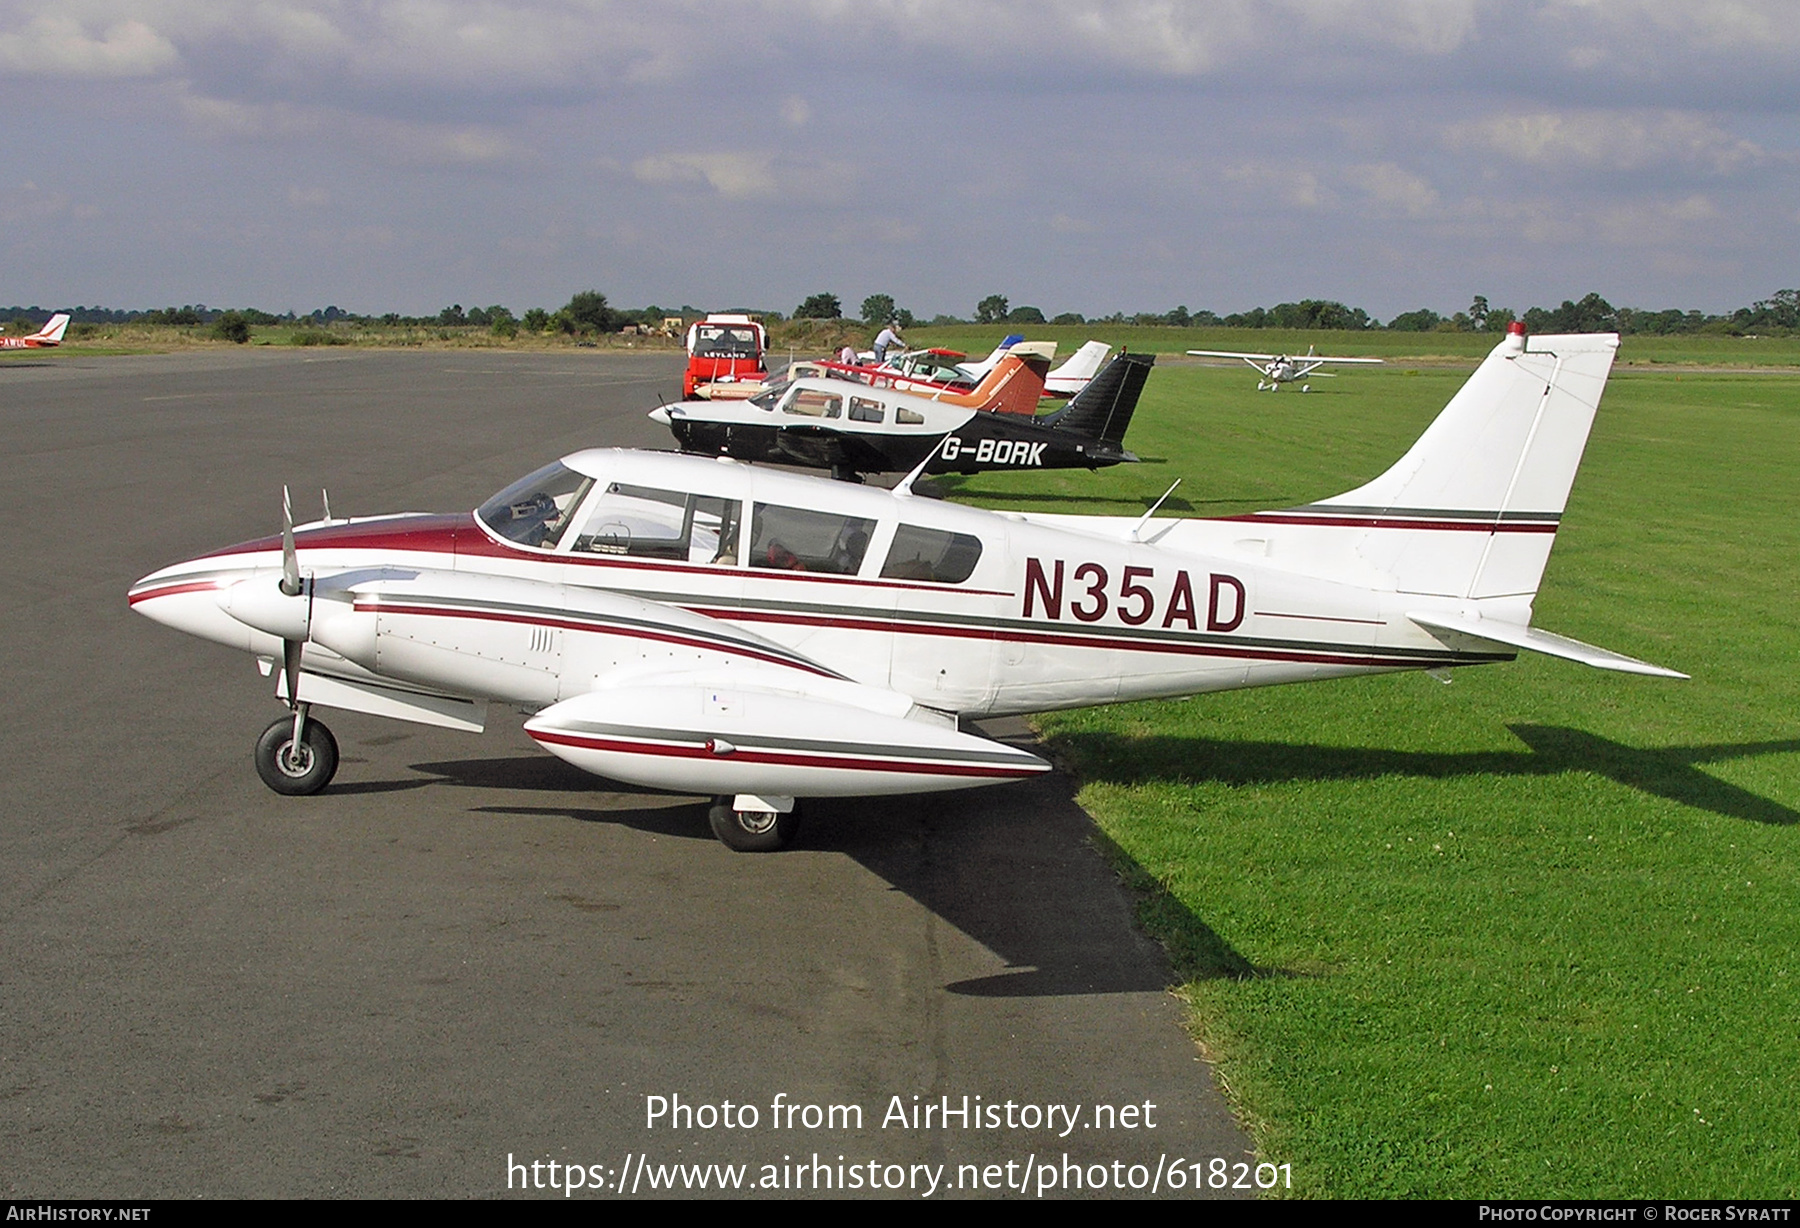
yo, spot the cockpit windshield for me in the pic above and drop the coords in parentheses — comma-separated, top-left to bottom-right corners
(476, 462, 594, 549)
(692, 326, 761, 359)
(748, 379, 792, 410)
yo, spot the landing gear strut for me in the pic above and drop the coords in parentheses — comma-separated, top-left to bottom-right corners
(707, 796, 801, 852)
(254, 708, 339, 795)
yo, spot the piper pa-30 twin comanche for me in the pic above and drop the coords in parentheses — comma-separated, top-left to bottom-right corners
(1188, 343, 1382, 391)
(0, 313, 70, 350)
(651, 349, 1152, 480)
(130, 324, 1681, 851)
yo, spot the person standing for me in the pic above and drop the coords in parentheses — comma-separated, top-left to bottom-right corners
(872, 320, 904, 363)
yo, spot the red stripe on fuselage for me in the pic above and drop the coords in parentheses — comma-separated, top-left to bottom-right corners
(680, 605, 1470, 669)
(127, 579, 225, 605)
(200, 514, 469, 560)
(528, 729, 1044, 779)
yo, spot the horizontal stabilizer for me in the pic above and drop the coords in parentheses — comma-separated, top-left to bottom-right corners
(1407, 611, 1687, 678)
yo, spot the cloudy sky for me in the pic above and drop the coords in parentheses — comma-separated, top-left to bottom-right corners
(2, 1, 1796, 319)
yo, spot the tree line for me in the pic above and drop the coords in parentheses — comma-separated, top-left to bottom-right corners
(787, 290, 1800, 337)
(9, 288, 1799, 341)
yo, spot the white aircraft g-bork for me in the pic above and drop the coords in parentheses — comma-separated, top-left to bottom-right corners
(0, 313, 70, 349)
(130, 324, 1680, 850)
(1188, 343, 1382, 391)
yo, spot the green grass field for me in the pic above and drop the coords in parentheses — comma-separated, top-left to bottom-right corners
(14, 320, 1800, 368)
(943, 361, 1800, 1197)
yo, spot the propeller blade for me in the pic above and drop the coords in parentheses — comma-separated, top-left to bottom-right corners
(280, 485, 301, 596)
(321, 488, 332, 523)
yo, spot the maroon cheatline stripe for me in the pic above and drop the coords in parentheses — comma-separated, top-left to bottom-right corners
(357, 599, 837, 678)
(1221, 511, 1558, 533)
(678, 606, 1502, 669)
(128, 579, 224, 605)
(528, 729, 1046, 779)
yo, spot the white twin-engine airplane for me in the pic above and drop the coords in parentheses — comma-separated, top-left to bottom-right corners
(1188, 343, 1382, 391)
(130, 325, 1681, 851)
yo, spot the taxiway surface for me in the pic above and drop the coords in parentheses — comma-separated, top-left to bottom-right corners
(0, 349, 1250, 1198)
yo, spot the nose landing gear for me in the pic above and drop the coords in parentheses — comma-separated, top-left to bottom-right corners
(254, 709, 339, 795)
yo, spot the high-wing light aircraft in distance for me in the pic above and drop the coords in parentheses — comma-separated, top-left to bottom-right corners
(130, 323, 1681, 851)
(1188, 343, 1382, 391)
(0, 313, 70, 349)
(651, 350, 1152, 481)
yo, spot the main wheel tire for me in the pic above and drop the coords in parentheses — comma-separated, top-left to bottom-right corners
(707, 797, 800, 852)
(254, 715, 339, 796)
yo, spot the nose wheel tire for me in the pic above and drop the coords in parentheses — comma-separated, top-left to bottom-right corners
(708, 797, 800, 852)
(254, 715, 339, 796)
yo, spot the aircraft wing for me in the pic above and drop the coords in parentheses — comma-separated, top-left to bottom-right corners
(1187, 349, 1280, 362)
(1407, 611, 1687, 678)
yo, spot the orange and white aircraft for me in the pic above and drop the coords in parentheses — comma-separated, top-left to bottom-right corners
(0, 314, 69, 350)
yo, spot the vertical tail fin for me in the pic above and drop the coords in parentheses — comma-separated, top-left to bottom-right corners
(1250, 326, 1619, 599)
(33, 313, 70, 344)
(936, 347, 1050, 415)
(1045, 339, 1112, 393)
(1042, 351, 1154, 444)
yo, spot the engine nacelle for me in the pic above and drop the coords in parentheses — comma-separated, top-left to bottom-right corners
(524, 683, 1049, 798)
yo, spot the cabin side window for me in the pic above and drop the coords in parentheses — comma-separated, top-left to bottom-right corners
(894, 406, 925, 425)
(879, 525, 984, 584)
(749, 504, 876, 576)
(783, 388, 843, 419)
(571, 483, 742, 565)
(477, 462, 594, 550)
(848, 396, 884, 423)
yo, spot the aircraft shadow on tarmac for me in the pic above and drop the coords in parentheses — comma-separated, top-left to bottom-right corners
(392, 751, 1215, 999)
(1045, 724, 1800, 828)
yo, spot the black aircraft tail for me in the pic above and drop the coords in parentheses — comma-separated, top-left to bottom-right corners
(1041, 351, 1154, 446)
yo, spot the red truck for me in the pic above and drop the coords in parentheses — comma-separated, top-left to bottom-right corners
(683, 313, 769, 399)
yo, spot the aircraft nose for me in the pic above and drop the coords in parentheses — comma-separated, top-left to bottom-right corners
(647, 405, 673, 425)
(128, 560, 259, 651)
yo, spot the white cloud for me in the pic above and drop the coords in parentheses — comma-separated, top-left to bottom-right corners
(631, 150, 855, 202)
(178, 92, 514, 165)
(1343, 162, 1439, 216)
(0, 15, 178, 77)
(633, 152, 780, 199)
(1223, 163, 1329, 210)
(1595, 194, 1720, 247)
(1449, 110, 1770, 175)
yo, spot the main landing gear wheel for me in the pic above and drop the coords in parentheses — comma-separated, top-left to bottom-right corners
(254, 714, 339, 796)
(707, 797, 800, 852)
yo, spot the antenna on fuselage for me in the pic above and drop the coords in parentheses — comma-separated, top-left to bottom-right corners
(1129, 479, 1182, 542)
(892, 447, 937, 499)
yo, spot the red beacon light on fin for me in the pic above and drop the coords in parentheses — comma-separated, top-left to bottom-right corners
(1502, 318, 1527, 356)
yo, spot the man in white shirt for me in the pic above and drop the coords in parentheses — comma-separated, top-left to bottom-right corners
(872, 321, 904, 363)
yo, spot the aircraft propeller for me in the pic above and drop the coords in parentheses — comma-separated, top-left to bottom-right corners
(277, 486, 312, 776)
